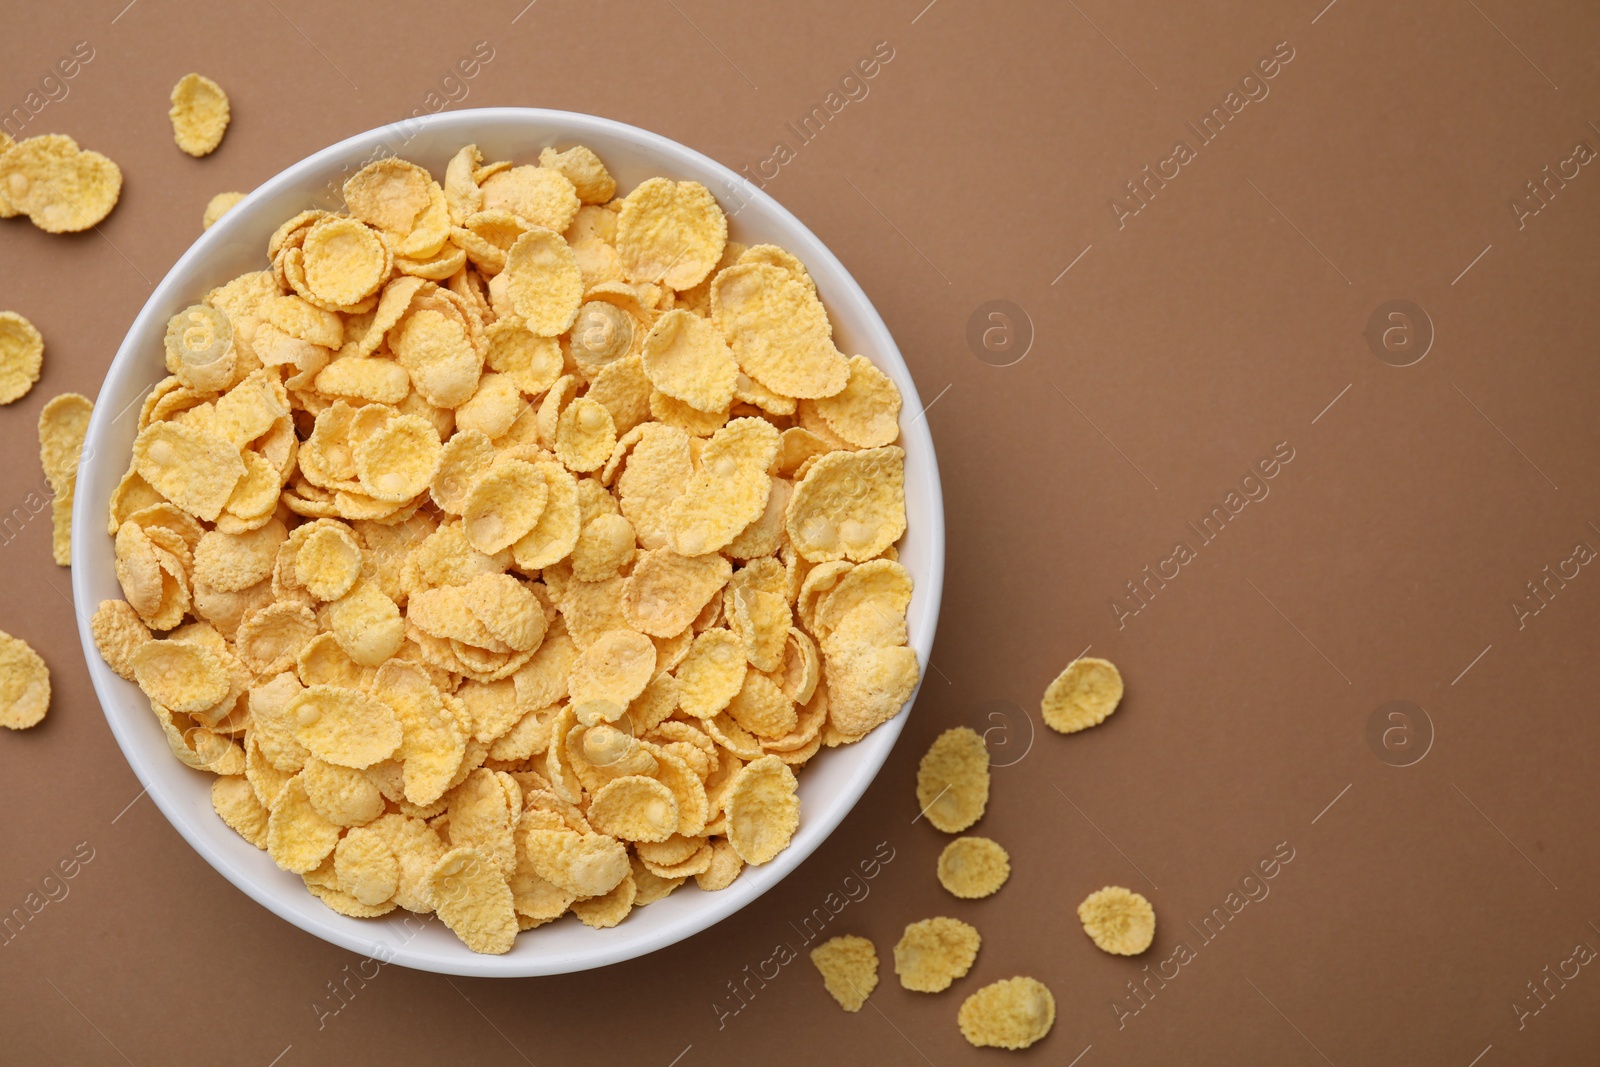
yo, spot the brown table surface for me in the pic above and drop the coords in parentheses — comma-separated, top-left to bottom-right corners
(4, 1, 1599, 1063)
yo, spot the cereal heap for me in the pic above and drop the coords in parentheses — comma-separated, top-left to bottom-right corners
(91, 143, 919, 953)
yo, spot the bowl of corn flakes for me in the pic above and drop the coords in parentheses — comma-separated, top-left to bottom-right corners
(72, 108, 943, 976)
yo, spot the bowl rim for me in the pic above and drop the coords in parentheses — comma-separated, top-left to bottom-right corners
(71, 106, 944, 976)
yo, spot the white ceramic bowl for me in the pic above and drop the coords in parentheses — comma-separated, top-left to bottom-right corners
(72, 108, 944, 976)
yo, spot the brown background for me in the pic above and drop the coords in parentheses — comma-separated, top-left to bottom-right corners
(2, 0, 1598, 1063)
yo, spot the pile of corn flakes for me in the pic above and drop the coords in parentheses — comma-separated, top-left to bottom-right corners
(91, 143, 919, 953)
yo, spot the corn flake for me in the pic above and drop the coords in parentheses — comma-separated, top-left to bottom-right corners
(937, 837, 1011, 899)
(430, 846, 517, 954)
(958, 977, 1056, 1050)
(916, 726, 988, 833)
(0, 134, 122, 233)
(1041, 656, 1123, 734)
(0, 630, 50, 729)
(724, 755, 799, 864)
(1078, 885, 1156, 955)
(615, 178, 726, 291)
(0, 312, 44, 404)
(894, 916, 980, 993)
(811, 934, 879, 1012)
(169, 73, 230, 157)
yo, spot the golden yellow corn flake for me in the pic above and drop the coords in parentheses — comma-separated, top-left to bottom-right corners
(93, 142, 917, 953)
(615, 177, 726, 291)
(958, 977, 1056, 1050)
(811, 934, 879, 1012)
(504, 228, 583, 336)
(588, 775, 679, 842)
(290, 685, 402, 768)
(0, 134, 122, 233)
(539, 145, 615, 204)
(622, 547, 730, 637)
(0, 630, 50, 729)
(303, 756, 385, 827)
(554, 397, 616, 473)
(430, 846, 518, 954)
(301, 216, 389, 306)
(266, 774, 340, 873)
(787, 446, 906, 563)
(894, 916, 981, 993)
(1078, 885, 1156, 955)
(203, 191, 245, 230)
(640, 308, 739, 414)
(724, 755, 799, 864)
(937, 837, 1011, 899)
(916, 726, 989, 833)
(0, 311, 44, 405)
(674, 627, 746, 718)
(1042, 656, 1124, 734)
(334, 827, 398, 906)
(568, 627, 656, 710)
(211, 775, 269, 848)
(132, 638, 228, 713)
(90, 600, 151, 681)
(169, 73, 230, 157)
(37, 391, 93, 564)
(711, 262, 847, 399)
(813, 355, 901, 448)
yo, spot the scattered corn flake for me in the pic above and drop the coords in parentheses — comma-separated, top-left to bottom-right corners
(0, 134, 122, 233)
(38, 391, 93, 564)
(811, 934, 879, 1012)
(1041, 656, 1124, 734)
(894, 916, 980, 993)
(203, 191, 245, 230)
(0, 311, 44, 404)
(1078, 885, 1156, 955)
(169, 73, 230, 157)
(915, 726, 989, 833)
(0, 630, 50, 729)
(937, 837, 1011, 899)
(958, 977, 1056, 1050)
